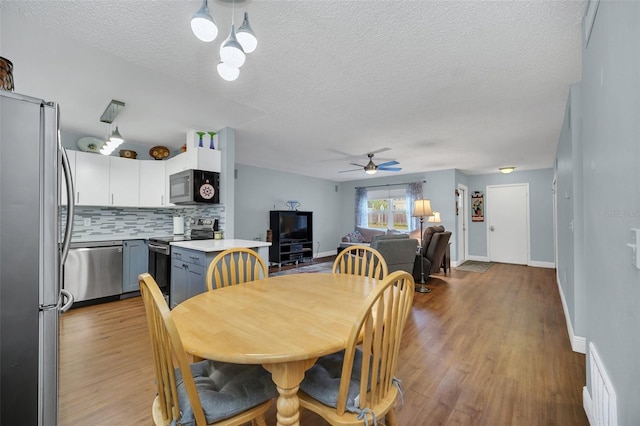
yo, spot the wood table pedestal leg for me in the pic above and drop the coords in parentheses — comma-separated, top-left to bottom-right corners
(264, 359, 316, 426)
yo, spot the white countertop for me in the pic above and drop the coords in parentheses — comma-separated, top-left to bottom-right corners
(170, 239, 271, 253)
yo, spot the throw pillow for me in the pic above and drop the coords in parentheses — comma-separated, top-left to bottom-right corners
(353, 230, 365, 243)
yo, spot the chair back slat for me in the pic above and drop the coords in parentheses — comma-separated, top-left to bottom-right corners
(332, 245, 388, 280)
(206, 248, 268, 291)
(335, 271, 414, 416)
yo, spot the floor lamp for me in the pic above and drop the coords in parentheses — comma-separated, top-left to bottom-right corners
(412, 199, 433, 293)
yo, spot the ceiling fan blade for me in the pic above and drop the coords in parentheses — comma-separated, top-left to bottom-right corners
(339, 168, 362, 173)
(379, 167, 402, 172)
(349, 163, 367, 168)
(376, 160, 399, 168)
(368, 147, 391, 156)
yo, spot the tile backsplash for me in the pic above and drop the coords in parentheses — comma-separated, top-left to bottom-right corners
(61, 205, 225, 241)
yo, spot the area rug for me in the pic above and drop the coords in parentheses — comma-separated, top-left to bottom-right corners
(269, 261, 334, 277)
(455, 260, 495, 273)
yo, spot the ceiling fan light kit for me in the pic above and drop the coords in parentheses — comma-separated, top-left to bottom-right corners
(339, 152, 402, 175)
(190, 0, 257, 81)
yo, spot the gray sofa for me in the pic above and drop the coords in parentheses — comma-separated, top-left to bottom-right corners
(370, 233, 418, 274)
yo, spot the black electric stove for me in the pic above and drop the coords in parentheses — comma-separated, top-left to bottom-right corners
(147, 217, 219, 293)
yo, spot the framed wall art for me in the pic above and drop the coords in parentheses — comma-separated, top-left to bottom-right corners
(471, 191, 484, 222)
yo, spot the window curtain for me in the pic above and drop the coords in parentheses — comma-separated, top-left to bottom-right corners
(354, 187, 368, 227)
(406, 181, 423, 231)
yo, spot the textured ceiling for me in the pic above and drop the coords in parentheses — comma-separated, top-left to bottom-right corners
(0, 0, 585, 181)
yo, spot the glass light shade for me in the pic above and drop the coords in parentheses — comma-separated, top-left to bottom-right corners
(236, 12, 257, 53)
(499, 166, 515, 174)
(412, 199, 433, 218)
(220, 25, 246, 68)
(217, 61, 240, 82)
(191, 0, 218, 42)
(428, 211, 442, 223)
(109, 126, 124, 144)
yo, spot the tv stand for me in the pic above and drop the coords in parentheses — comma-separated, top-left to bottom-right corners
(269, 210, 313, 267)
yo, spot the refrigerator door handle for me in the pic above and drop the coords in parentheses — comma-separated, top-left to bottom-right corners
(59, 289, 74, 313)
(60, 146, 75, 266)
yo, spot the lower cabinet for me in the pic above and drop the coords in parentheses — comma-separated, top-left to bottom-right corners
(170, 247, 206, 309)
(122, 239, 149, 293)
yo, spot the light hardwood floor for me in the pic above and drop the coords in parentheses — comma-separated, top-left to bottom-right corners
(59, 262, 588, 425)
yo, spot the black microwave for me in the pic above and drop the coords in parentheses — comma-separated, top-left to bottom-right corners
(169, 169, 220, 205)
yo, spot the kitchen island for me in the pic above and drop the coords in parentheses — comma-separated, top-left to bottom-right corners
(168, 239, 271, 308)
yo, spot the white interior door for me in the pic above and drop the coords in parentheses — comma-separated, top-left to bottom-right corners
(487, 184, 529, 264)
(457, 184, 468, 263)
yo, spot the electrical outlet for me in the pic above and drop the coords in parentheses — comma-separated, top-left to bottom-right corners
(83, 218, 91, 226)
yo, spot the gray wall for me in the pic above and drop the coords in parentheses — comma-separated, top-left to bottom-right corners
(579, 1, 640, 423)
(556, 82, 587, 341)
(463, 169, 555, 263)
(233, 164, 342, 257)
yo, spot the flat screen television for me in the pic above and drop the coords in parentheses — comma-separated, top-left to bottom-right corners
(279, 213, 308, 242)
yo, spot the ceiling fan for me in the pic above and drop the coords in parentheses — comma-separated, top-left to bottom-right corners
(339, 153, 402, 175)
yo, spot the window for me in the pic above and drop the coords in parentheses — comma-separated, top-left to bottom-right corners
(366, 188, 408, 231)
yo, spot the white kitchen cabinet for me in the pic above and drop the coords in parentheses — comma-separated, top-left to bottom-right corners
(61, 149, 76, 206)
(109, 157, 140, 206)
(74, 151, 110, 205)
(183, 147, 221, 172)
(139, 160, 166, 207)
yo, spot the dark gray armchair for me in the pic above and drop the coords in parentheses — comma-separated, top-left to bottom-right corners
(413, 230, 451, 281)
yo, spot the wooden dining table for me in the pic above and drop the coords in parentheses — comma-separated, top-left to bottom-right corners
(171, 272, 377, 426)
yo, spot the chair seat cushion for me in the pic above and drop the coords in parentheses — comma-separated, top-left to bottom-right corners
(300, 349, 364, 413)
(175, 360, 277, 426)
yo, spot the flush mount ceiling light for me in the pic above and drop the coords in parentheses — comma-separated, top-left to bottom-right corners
(499, 167, 516, 174)
(236, 11, 257, 53)
(191, 0, 218, 42)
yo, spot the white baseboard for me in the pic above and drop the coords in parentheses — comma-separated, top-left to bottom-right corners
(530, 260, 556, 268)
(316, 250, 336, 259)
(583, 386, 594, 425)
(556, 276, 586, 354)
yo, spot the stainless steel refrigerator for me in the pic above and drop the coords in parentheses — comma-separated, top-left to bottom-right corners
(0, 90, 75, 425)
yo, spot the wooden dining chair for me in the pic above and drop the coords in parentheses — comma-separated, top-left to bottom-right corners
(298, 270, 415, 426)
(205, 248, 268, 291)
(139, 273, 276, 426)
(332, 245, 388, 280)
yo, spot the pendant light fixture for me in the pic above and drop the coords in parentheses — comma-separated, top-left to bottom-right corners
(99, 100, 125, 156)
(219, 0, 245, 69)
(191, 0, 218, 42)
(189, 0, 257, 81)
(217, 60, 240, 82)
(236, 11, 257, 53)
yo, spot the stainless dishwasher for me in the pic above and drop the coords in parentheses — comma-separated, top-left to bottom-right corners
(63, 240, 123, 302)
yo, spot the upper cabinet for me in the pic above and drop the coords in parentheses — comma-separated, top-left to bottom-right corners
(140, 160, 167, 207)
(67, 146, 220, 208)
(75, 151, 110, 205)
(109, 157, 140, 207)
